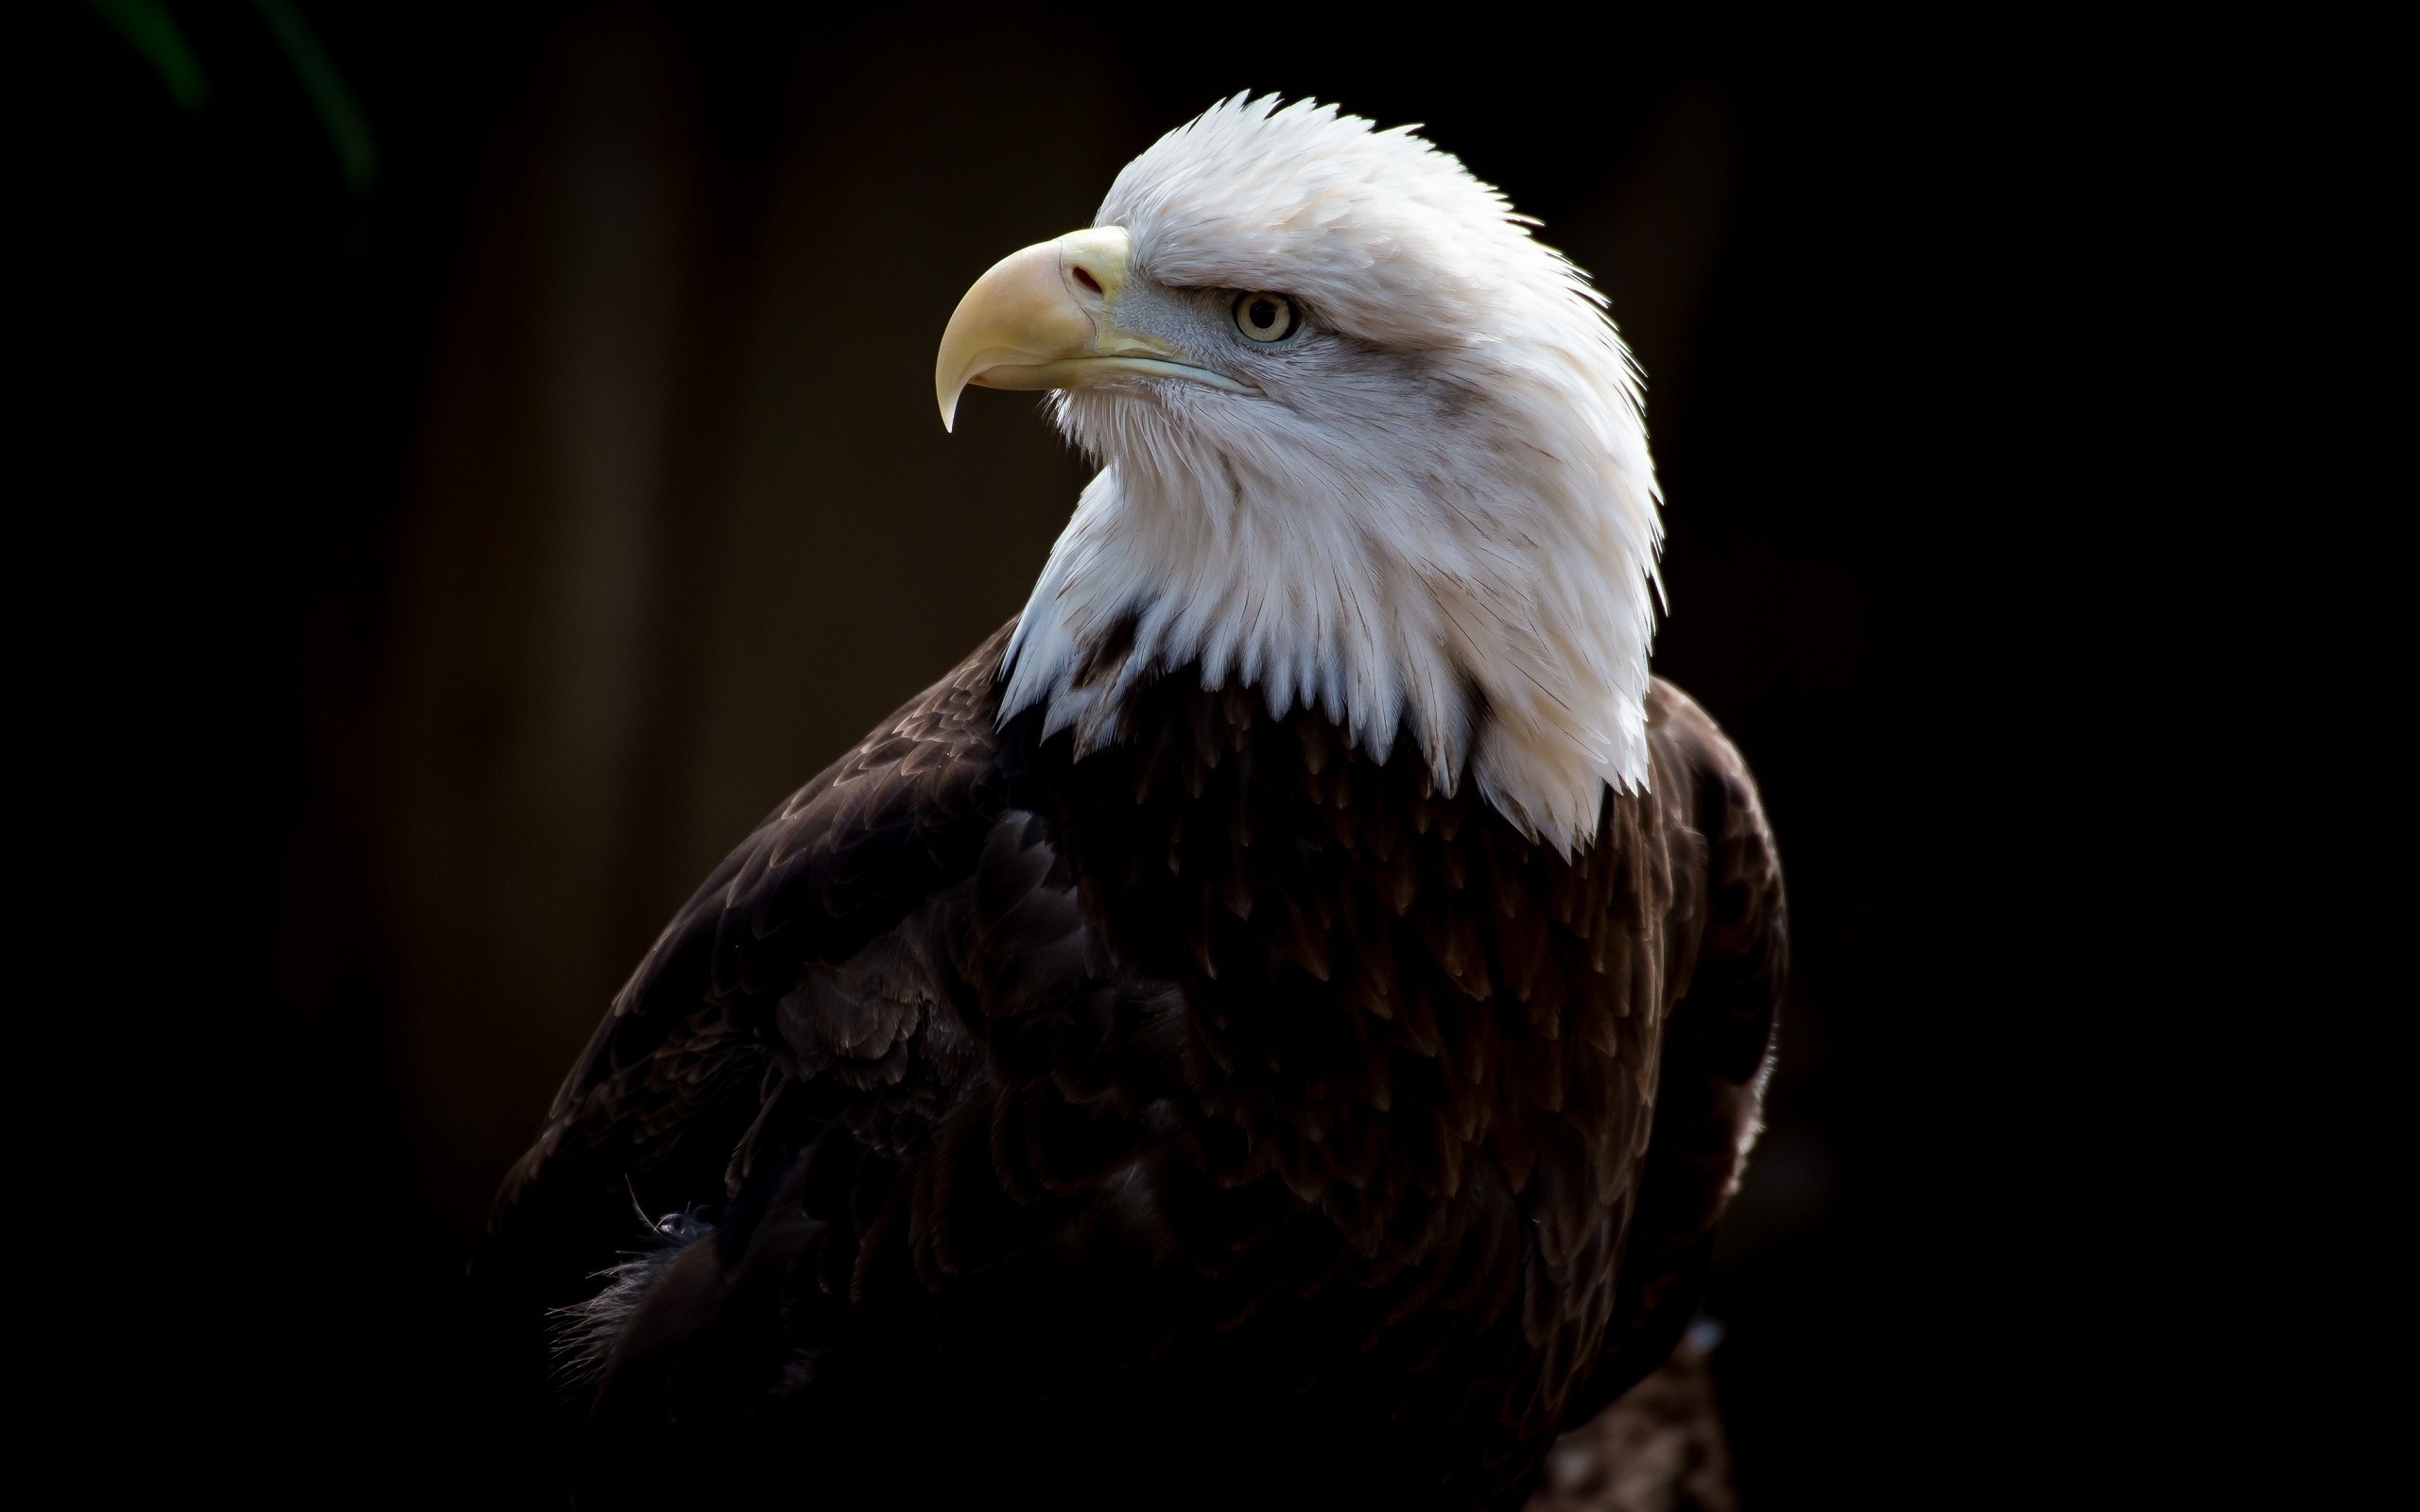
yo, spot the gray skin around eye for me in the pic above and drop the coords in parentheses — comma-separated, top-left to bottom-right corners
(1150, 286, 1365, 418)
(1114, 280, 1444, 430)
(1115, 282, 1315, 384)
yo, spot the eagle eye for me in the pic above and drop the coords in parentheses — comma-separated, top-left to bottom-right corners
(1232, 293, 1298, 344)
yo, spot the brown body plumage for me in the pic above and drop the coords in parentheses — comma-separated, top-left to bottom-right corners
(482, 621, 1783, 1509)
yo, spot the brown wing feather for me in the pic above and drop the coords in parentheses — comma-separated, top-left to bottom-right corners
(480, 622, 1017, 1301)
(1561, 679, 1789, 1429)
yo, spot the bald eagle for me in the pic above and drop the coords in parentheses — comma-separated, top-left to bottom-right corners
(481, 96, 1785, 1512)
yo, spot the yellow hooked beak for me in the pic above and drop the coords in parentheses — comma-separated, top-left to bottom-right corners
(934, 226, 1257, 431)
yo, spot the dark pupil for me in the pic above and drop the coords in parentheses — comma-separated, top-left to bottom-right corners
(1248, 299, 1279, 331)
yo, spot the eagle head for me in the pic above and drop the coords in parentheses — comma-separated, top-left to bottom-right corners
(935, 95, 1662, 853)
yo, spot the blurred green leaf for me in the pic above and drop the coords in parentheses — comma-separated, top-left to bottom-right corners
(89, 0, 210, 112)
(251, 0, 376, 197)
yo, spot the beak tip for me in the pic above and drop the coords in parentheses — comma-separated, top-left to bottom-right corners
(934, 227, 1134, 438)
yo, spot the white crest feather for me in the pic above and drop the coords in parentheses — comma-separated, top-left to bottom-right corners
(1002, 95, 1664, 854)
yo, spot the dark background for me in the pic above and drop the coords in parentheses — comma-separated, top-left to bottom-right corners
(28, 3, 2237, 1504)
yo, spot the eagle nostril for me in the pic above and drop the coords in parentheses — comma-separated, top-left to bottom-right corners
(1071, 266, 1103, 295)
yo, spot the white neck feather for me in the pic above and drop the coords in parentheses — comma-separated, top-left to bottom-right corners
(1001, 367, 1660, 855)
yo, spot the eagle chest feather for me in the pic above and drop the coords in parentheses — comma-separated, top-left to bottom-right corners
(1053, 678, 1675, 1267)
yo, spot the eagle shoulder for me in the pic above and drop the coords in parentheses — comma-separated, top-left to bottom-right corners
(1561, 677, 1787, 1424)
(484, 620, 1021, 1280)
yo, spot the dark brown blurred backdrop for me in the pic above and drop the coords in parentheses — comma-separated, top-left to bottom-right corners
(31, 3, 2235, 1505)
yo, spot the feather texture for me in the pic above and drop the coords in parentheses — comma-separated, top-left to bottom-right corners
(479, 624, 1783, 1511)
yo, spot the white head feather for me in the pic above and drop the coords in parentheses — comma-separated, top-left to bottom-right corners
(1000, 95, 1664, 854)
